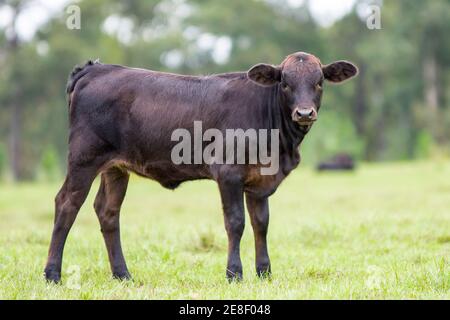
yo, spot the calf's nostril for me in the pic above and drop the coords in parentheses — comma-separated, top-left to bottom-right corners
(296, 108, 314, 118)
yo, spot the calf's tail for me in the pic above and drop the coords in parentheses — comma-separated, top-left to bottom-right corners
(66, 59, 101, 101)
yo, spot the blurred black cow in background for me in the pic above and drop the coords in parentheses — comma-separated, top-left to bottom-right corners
(317, 153, 355, 171)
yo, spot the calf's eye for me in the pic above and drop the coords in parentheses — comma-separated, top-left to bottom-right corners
(281, 83, 290, 91)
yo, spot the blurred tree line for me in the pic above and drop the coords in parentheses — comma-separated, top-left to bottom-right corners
(0, 0, 449, 181)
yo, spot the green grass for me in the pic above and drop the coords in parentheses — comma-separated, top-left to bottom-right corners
(0, 161, 449, 299)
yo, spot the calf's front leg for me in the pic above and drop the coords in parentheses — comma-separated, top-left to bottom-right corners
(245, 194, 271, 278)
(218, 176, 245, 282)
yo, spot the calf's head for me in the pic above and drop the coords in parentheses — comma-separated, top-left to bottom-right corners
(248, 52, 358, 127)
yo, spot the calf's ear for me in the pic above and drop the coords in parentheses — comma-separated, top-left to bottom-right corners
(322, 60, 358, 83)
(247, 63, 281, 86)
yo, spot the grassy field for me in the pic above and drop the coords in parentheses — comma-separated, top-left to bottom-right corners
(0, 161, 449, 299)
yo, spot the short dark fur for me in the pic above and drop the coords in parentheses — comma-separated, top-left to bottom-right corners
(45, 52, 357, 282)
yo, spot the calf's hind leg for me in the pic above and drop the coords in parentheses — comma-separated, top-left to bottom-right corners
(94, 167, 131, 280)
(44, 164, 98, 283)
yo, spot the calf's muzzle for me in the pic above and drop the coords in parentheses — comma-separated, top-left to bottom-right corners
(292, 107, 317, 124)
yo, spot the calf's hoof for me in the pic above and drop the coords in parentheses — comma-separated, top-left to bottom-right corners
(226, 268, 243, 283)
(113, 271, 132, 281)
(44, 269, 61, 284)
(256, 264, 272, 279)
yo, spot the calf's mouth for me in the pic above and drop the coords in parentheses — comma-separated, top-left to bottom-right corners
(291, 108, 317, 126)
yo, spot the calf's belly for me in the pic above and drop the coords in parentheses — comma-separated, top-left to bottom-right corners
(110, 157, 212, 190)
